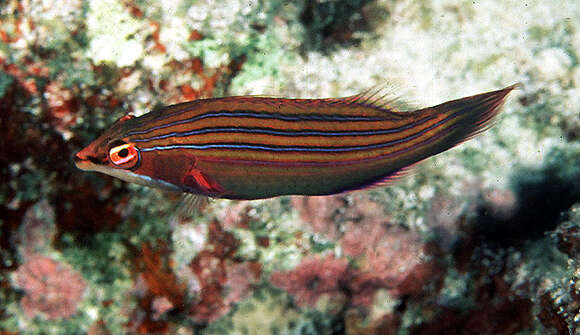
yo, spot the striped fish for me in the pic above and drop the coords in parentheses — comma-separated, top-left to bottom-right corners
(74, 85, 516, 200)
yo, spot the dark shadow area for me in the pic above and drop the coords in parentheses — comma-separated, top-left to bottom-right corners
(472, 145, 580, 244)
(299, 0, 387, 53)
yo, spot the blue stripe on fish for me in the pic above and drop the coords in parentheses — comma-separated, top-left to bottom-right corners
(139, 111, 455, 153)
(126, 110, 391, 137)
(131, 115, 436, 143)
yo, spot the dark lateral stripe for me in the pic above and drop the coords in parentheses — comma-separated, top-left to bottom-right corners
(132, 115, 435, 143)
(142, 97, 366, 125)
(126, 110, 390, 137)
(139, 111, 456, 154)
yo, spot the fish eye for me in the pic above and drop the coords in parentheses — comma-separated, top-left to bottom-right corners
(108, 141, 140, 169)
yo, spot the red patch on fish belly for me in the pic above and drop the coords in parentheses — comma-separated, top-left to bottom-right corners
(182, 162, 224, 196)
(151, 155, 222, 195)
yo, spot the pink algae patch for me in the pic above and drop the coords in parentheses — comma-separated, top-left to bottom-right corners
(188, 220, 262, 323)
(223, 262, 262, 307)
(345, 224, 435, 306)
(291, 195, 347, 240)
(340, 197, 391, 257)
(270, 255, 349, 308)
(286, 195, 440, 308)
(14, 255, 87, 320)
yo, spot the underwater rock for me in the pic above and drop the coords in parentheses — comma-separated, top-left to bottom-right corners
(2, 0, 579, 333)
(270, 255, 349, 308)
(15, 201, 55, 260)
(348, 225, 438, 306)
(552, 207, 580, 258)
(13, 255, 87, 320)
(292, 195, 347, 241)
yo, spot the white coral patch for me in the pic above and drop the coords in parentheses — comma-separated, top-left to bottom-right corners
(534, 48, 572, 81)
(159, 17, 190, 61)
(86, 0, 144, 67)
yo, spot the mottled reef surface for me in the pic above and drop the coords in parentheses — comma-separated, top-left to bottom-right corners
(1, 0, 579, 334)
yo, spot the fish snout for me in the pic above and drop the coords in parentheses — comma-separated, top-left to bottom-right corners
(73, 149, 106, 170)
(73, 151, 90, 170)
(73, 152, 82, 164)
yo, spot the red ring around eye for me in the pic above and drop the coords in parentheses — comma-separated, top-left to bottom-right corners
(109, 143, 139, 168)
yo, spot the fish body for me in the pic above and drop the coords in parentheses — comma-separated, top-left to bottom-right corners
(74, 85, 515, 200)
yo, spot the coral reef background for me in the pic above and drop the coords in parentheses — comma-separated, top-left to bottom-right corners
(0, 0, 579, 334)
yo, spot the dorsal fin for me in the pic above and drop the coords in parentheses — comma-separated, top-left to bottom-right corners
(339, 83, 416, 119)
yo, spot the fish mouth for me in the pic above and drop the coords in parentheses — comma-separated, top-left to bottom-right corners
(73, 153, 91, 171)
(73, 152, 104, 171)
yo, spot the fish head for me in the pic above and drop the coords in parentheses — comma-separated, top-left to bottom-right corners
(74, 114, 141, 181)
(73, 114, 181, 192)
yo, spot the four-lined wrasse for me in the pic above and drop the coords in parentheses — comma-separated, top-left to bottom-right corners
(74, 85, 516, 200)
